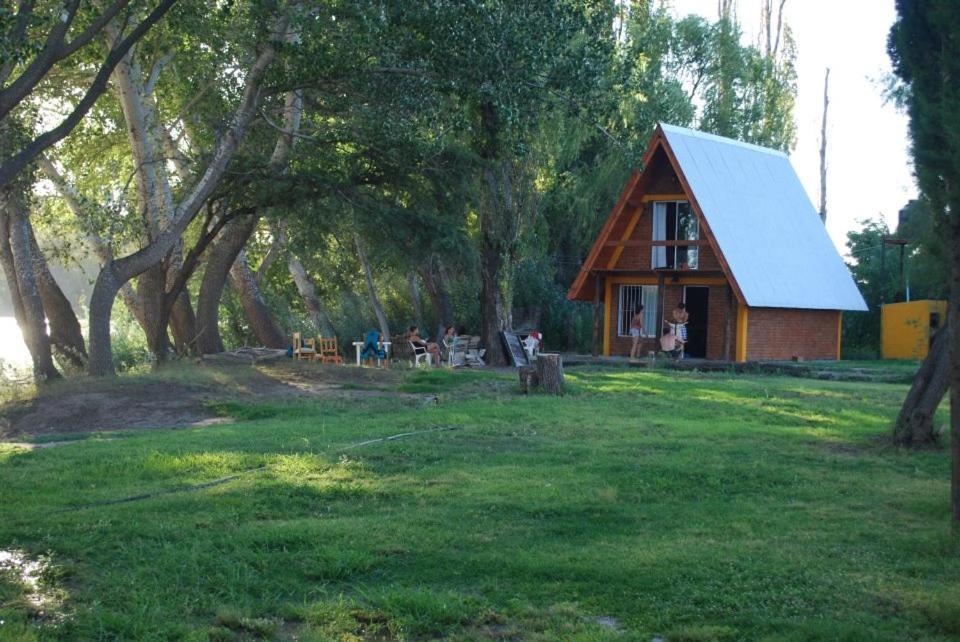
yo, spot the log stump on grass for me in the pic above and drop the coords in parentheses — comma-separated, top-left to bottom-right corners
(519, 364, 538, 394)
(518, 353, 564, 395)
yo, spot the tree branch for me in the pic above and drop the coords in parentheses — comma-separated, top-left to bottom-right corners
(0, 0, 82, 118)
(0, 0, 37, 86)
(0, 0, 178, 189)
(60, 0, 132, 59)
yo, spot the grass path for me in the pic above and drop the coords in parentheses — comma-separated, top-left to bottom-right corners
(0, 366, 957, 641)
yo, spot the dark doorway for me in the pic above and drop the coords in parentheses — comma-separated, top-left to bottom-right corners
(683, 286, 709, 358)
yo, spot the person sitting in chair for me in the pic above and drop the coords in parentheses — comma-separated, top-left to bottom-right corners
(408, 325, 441, 365)
(660, 324, 683, 359)
(442, 325, 461, 365)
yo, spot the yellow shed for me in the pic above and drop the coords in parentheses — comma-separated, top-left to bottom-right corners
(881, 300, 947, 360)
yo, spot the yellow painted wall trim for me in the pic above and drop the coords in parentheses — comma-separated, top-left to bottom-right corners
(606, 206, 643, 269)
(605, 275, 728, 287)
(735, 304, 749, 362)
(603, 279, 612, 356)
(836, 311, 843, 361)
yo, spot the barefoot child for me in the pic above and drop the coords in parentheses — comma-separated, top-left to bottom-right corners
(629, 306, 644, 359)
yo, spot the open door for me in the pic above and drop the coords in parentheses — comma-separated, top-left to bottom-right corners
(683, 286, 709, 358)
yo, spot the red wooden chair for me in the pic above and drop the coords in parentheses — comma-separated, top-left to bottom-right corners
(318, 337, 343, 364)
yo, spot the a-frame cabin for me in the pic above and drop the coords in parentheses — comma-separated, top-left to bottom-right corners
(568, 124, 867, 361)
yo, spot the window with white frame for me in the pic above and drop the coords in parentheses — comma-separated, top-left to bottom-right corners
(617, 285, 659, 338)
(651, 201, 699, 269)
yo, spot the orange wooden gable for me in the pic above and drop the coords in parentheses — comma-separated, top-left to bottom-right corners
(566, 125, 746, 305)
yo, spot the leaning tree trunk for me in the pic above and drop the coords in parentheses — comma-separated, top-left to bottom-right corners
(196, 214, 258, 353)
(479, 236, 507, 366)
(355, 235, 390, 340)
(476, 152, 525, 367)
(950, 215, 960, 524)
(87, 19, 282, 376)
(0, 199, 60, 381)
(408, 271, 424, 328)
(420, 255, 453, 345)
(38, 155, 146, 338)
(288, 252, 337, 337)
(196, 77, 302, 352)
(894, 325, 949, 446)
(137, 264, 173, 359)
(28, 225, 86, 370)
(229, 249, 287, 348)
(169, 290, 197, 355)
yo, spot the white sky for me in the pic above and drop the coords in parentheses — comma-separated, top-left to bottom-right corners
(669, 0, 915, 255)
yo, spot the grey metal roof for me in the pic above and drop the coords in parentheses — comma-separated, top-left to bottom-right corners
(661, 124, 868, 311)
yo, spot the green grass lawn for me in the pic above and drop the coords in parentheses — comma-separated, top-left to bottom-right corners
(1, 366, 957, 641)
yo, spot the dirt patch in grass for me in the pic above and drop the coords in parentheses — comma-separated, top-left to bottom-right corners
(0, 361, 408, 440)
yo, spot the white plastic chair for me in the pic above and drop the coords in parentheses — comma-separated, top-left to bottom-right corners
(522, 335, 539, 361)
(443, 337, 464, 366)
(409, 341, 433, 367)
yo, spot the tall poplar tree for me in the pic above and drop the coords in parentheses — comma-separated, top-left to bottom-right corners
(888, 0, 960, 525)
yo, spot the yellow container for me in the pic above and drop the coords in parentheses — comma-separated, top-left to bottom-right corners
(881, 300, 947, 360)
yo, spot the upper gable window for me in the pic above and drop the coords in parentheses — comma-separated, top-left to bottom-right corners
(651, 201, 699, 270)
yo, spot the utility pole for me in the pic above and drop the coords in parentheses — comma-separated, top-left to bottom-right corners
(878, 236, 910, 358)
(819, 68, 830, 223)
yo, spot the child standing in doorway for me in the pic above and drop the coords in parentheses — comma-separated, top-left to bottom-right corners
(671, 301, 689, 345)
(629, 306, 644, 359)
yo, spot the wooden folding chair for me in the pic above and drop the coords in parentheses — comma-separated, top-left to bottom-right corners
(292, 332, 316, 361)
(318, 337, 343, 364)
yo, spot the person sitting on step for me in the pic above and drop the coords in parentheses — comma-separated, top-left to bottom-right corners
(659, 323, 683, 359)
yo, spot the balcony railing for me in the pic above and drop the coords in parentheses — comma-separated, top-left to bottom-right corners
(651, 240, 699, 270)
(603, 239, 703, 270)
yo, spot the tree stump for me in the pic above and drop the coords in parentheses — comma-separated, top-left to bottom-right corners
(534, 353, 564, 396)
(518, 365, 538, 394)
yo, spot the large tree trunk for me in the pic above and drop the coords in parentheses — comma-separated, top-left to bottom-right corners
(819, 67, 829, 224)
(37, 156, 147, 332)
(137, 264, 171, 359)
(479, 236, 507, 365)
(87, 31, 281, 375)
(893, 326, 949, 446)
(355, 235, 390, 340)
(28, 224, 86, 370)
(0, 193, 60, 382)
(951, 215, 960, 524)
(288, 252, 337, 337)
(229, 249, 287, 348)
(409, 271, 424, 328)
(419, 255, 453, 345)
(195, 78, 302, 353)
(476, 140, 526, 366)
(196, 214, 258, 353)
(169, 291, 197, 355)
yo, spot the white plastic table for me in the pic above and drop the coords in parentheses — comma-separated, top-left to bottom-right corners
(352, 341, 391, 366)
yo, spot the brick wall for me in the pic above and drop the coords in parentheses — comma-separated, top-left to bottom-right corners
(746, 308, 840, 361)
(606, 282, 736, 359)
